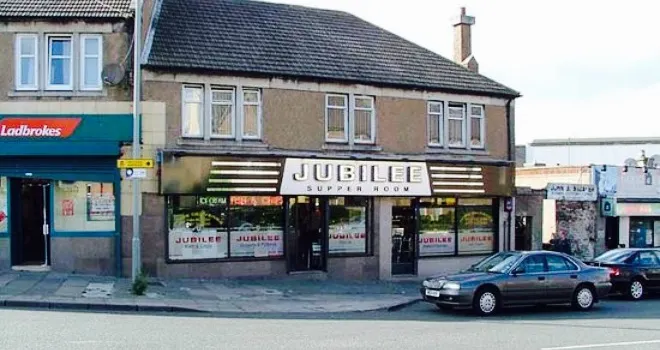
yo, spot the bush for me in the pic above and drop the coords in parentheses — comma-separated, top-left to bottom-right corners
(131, 271, 149, 295)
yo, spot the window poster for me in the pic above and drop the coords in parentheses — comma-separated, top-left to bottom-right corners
(54, 181, 116, 232)
(0, 177, 7, 233)
(168, 210, 229, 260)
(87, 183, 115, 221)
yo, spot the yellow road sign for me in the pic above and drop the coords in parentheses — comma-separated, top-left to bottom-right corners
(117, 158, 154, 169)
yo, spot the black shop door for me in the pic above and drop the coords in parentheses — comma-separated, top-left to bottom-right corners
(10, 178, 51, 266)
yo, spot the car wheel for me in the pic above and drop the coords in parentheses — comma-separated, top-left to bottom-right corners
(627, 279, 645, 301)
(436, 304, 453, 312)
(473, 288, 499, 316)
(572, 285, 595, 311)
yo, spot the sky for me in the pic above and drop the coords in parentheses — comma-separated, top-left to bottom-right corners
(263, 0, 660, 145)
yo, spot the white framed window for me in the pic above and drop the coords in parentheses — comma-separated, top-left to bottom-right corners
(15, 34, 38, 91)
(353, 95, 375, 144)
(447, 102, 466, 147)
(80, 34, 103, 91)
(427, 101, 443, 146)
(46, 35, 73, 90)
(242, 89, 261, 139)
(325, 94, 348, 142)
(211, 88, 235, 138)
(469, 104, 485, 148)
(182, 85, 204, 138)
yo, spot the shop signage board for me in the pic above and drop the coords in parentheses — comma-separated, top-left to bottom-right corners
(546, 183, 597, 201)
(615, 202, 660, 216)
(280, 158, 432, 196)
(0, 117, 81, 138)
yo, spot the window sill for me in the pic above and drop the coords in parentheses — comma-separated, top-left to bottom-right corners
(176, 137, 270, 149)
(9, 90, 107, 98)
(425, 147, 489, 156)
(323, 143, 383, 152)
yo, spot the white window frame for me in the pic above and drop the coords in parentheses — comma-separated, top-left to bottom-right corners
(468, 104, 485, 149)
(79, 34, 103, 91)
(15, 34, 39, 91)
(325, 94, 349, 143)
(210, 87, 236, 139)
(181, 85, 205, 138)
(447, 102, 466, 148)
(46, 35, 73, 91)
(241, 88, 262, 140)
(352, 95, 376, 144)
(427, 101, 443, 146)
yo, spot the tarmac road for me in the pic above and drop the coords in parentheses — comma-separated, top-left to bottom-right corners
(1, 295, 660, 350)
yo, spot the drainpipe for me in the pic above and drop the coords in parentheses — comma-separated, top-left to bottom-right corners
(506, 98, 514, 251)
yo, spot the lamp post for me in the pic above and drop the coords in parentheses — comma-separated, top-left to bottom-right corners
(131, 0, 142, 282)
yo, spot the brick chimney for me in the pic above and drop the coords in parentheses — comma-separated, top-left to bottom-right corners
(452, 7, 479, 73)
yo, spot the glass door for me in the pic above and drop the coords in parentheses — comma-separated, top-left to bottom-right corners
(391, 198, 416, 275)
(287, 196, 327, 272)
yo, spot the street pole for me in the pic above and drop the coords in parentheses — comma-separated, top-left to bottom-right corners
(131, 0, 142, 282)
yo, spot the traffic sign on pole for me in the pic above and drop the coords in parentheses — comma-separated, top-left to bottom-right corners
(117, 158, 154, 169)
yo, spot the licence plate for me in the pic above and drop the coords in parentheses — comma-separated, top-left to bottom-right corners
(425, 289, 440, 297)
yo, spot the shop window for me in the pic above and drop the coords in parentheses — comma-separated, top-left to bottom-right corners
(629, 219, 653, 248)
(0, 177, 7, 233)
(167, 195, 284, 261)
(457, 200, 495, 255)
(419, 198, 456, 257)
(53, 182, 115, 232)
(328, 197, 371, 255)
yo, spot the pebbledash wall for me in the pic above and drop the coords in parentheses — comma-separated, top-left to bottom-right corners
(0, 100, 166, 275)
(131, 73, 516, 280)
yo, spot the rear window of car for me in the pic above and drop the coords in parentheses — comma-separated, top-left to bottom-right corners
(594, 250, 633, 263)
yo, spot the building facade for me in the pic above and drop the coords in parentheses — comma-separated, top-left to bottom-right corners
(126, 0, 520, 280)
(0, 0, 167, 275)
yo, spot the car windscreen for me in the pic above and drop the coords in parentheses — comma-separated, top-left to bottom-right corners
(593, 250, 633, 263)
(470, 252, 519, 272)
(487, 254, 523, 273)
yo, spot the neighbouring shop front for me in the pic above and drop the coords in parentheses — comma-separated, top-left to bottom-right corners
(159, 152, 514, 279)
(0, 114, 132, 274)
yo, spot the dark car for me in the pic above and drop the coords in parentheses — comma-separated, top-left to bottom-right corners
(420, 250, 612, 316)
(585, 248, 660, 300)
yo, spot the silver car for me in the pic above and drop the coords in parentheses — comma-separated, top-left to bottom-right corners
(420, 250, 612, 316)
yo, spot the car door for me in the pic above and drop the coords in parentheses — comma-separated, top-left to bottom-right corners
(644, 250, 660, 289)
(544, 254, 581, 302)
(503, 254, 548, 305)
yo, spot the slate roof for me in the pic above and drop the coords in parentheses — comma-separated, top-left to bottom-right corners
(144, 0, 519, 98)
(0, 0, 133, 19)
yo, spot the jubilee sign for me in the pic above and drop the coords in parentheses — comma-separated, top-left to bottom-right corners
(0, 117, 82, 138)
(279, 158, 432, 196)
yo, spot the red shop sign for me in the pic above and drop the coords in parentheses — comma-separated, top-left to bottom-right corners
(0, 117, 82, 138)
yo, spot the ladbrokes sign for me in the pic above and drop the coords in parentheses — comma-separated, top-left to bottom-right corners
(0, 117, 82, 138)
(280, 158, 432, 196)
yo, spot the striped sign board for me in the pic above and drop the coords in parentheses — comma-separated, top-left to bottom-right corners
(206, 160, 281, 193)
(428, 165, 485, 195)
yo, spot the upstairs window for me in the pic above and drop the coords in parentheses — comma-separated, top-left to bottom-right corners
(470, 105, 485, 148)
(427, 101, 486, 150)
(427, 101, 443, 146)
(47, 36, 73, 90)
(80, 35, 103, 91)
(325, 94, 376, 144)
(182, 85, 262, 140)
(15, 34, 38, 90)
(447, 103, 466, 147)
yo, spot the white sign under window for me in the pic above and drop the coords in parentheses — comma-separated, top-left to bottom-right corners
(168, 228, 228, 260)
(546, 183, 597, 201)
(458, 231, 494, 253)
(280, 158, 432, 196)
(229, 227, 284, 258)
(418, 232, 455, 256)
(329, 221, 366, 254)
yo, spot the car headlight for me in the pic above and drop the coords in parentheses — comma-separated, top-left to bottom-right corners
(423, 280, 445, 289)
(443, 282, 461, 290)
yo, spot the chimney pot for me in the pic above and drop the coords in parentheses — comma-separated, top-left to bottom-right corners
(452, 6, 479, 73)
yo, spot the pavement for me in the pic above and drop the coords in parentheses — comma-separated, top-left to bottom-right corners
(0, 271, 421, 314)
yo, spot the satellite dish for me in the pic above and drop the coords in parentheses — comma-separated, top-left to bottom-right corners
(624, 158, 637, 167)
(101, 63, 126, 85)
(648, 155, 660, 169)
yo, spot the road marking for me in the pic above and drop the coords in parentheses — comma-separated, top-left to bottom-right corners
(542, 340, 660, 349)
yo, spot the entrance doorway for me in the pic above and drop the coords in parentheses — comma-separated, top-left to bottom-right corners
(10, 178, 51, 267)
(287, 196, 327, 272)
(515, 216, 532, 251)
(391, 199, 416, 275)
(605, 217, 620, 249)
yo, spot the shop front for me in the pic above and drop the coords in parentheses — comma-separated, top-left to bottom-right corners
(159, 153, 513, 279)
(0, 114, 132, 274)
(603, 200, 660, 248)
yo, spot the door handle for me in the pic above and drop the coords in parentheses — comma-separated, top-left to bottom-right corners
(538, 276, 546, 281)
(570, 275, 578, 279)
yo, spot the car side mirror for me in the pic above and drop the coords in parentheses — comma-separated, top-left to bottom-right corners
(512, 267, 525, 275)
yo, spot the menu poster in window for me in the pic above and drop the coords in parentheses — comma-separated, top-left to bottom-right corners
(169, 227, 228, 260)
(458, 231, 494, 253)
(229, 226, 284, 258)
(329, 222, 366, 254)
(87, 195, 115, 221)
(419, 232, 454, 256)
